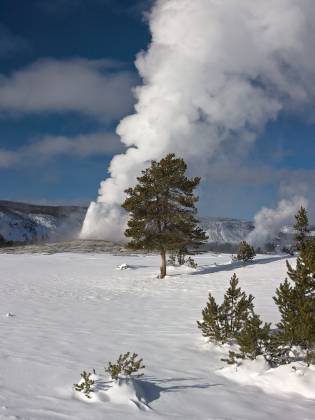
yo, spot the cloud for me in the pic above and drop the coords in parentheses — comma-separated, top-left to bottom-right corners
(0, 58, 136, 121)
(81, 0, 315, 241)
(0, 132, 124, 168)
(0, 24, 29, 57)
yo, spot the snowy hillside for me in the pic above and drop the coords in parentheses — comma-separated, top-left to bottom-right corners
(0, 201, 310, 249)
(0, 252, 314, 419)
(199, 217, 254, 244)
(0, 202, 254, 246)
(0, 201, 86, 243)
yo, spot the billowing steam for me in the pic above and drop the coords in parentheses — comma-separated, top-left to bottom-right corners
(81, 0, 315, 241)
(247, 196, 308, 248)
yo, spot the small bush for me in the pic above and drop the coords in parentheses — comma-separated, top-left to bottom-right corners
(236, 241, 256, 263)
(73, 371, 94, 398)
(264, 242, 276, 253)
(168, 248, 198, 268)
(105, 352, 145, 380)
(282, 246, 295, 256)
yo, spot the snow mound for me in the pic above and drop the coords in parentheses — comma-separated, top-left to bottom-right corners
(218, 356, 315, 399)
(116, 263, 129, 270)
(73, 375, 151, 411)
(105, 378, 150, 410)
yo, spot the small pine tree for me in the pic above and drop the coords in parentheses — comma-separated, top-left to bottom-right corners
(197, 293, 223, 342)
(73, 371, 94, 398)
(273, 278, 299, 348)
(265, 242, 276, 253)
(168, 247, 198, 268)
(197, 274, 254, 343)
(105, 352, 145, 380)
(236, 241, 256, 263)
(237, 314, 271, 360)
(220, 273, 254, 341)
(122, 154, 208, 278)
(294, 206, 310, 251)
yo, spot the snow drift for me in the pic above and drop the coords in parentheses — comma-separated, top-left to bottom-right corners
(218, 356, 315, 400)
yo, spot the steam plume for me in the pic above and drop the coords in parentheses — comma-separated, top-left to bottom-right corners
(247, 196, 308, 248)
(81, 0, 315, 241)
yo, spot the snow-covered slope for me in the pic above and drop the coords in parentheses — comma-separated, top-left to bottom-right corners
(199, 217, 254, 244)
(0, 202, 254, 246)
(0, 252, 314, 419)
(0, 201, 310, 248)
(0, 201, 86, 243)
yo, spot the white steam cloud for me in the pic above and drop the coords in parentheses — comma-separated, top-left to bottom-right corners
(81, 0, 315, 241)
(247, 196, 308, 248)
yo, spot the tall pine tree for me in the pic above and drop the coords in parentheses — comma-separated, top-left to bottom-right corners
(122, 154, 208, 278)
(273, 208, 315, 363)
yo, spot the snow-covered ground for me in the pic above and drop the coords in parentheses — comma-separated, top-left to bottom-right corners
(0, 252, 314, 419)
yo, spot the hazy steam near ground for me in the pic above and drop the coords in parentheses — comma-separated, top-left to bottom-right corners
(81, 0, 315, 241)
(246, 196, 308, 248)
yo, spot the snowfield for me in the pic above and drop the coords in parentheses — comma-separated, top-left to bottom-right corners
(0, 252, 314, 419)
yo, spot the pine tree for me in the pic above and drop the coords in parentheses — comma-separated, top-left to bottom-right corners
(122, 154, 208, 278)
(236, 241, 256, 263)
(273, 209, 315, 364)
(197, 273, 255, 343)
(294, 206, 310, 251)
(237, 314, 271, 360)
(220, 273, 254, 341)
(197, 294, 223, 342)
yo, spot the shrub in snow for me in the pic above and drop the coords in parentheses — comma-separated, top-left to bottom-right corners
(73, 371, 94, 399)
(236, 241, 256, 263)
(236, 314, 271, 360)
(264, 242, 276, 253)
(198, 273, 271, 363)
(168, 248, 198, 268)
(197, 273, 255, 344)
(105, 352, 145, 380)
(282, 246, 295, 256)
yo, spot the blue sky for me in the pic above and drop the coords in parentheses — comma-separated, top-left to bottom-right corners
(0, 0, 314, 220)
(0, 0, 150, 205)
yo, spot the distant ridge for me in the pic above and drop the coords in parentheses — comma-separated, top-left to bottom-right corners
(0, 200, 87, 244)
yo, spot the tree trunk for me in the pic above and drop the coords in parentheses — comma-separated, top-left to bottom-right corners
(160, 249, 167, 279)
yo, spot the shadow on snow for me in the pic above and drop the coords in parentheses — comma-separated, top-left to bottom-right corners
(190, 255, 289, 276)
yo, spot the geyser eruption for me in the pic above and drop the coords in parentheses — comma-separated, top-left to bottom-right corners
(247, 196, 308, 248)
(81, 0, 315, 241)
